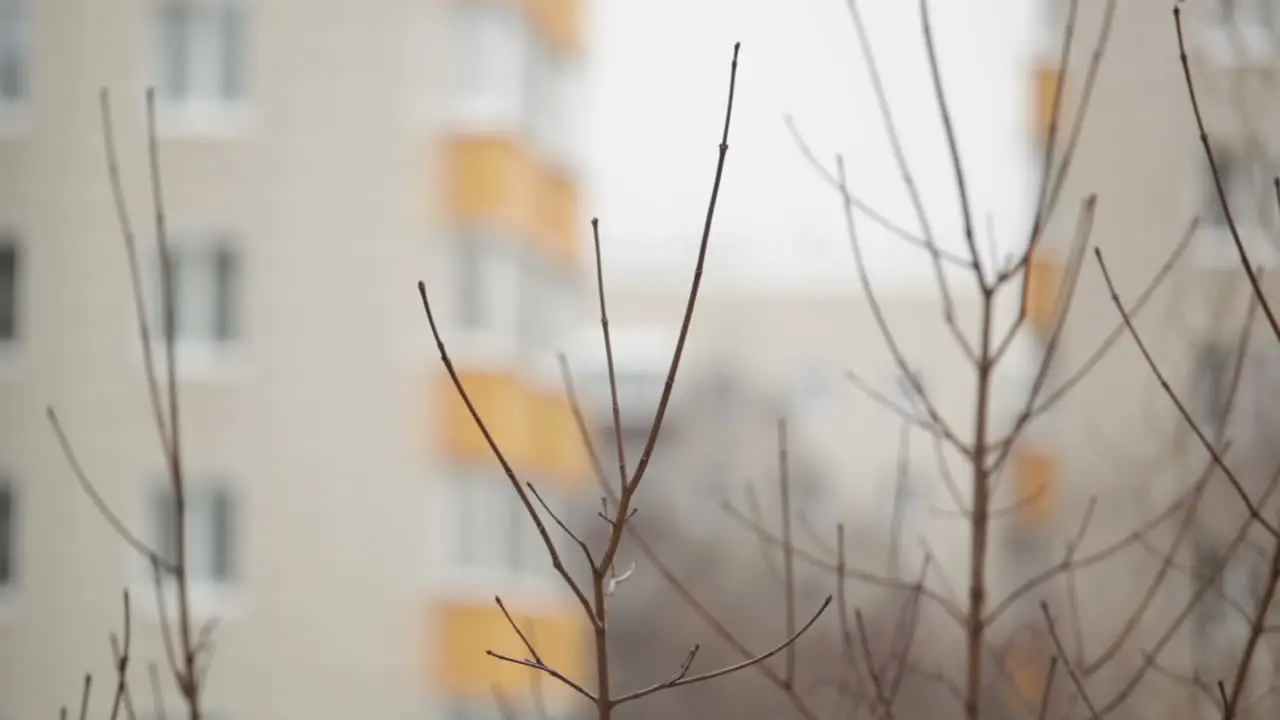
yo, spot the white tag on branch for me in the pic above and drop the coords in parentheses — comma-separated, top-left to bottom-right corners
(606, 561, 637, 596)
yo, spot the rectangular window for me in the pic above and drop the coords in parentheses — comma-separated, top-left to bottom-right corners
(0, 1, 27, 106)
(518, 254, 549, 353)
(452, 2, 528, 127)
(150, 482, 237, 584)
(1193, 343, 1233, 431)
(454, 234, 519, 341)
(1211, 0, 1278, 27)
(156, 1, 247, 105)
(448, 472, 526, 574)
(1203, 149, 1277, 229)
(0, 481, 14, 588)
(0, 238, 17, 342)
(525, 37, 580, 166)
(148, 239, 241, 344)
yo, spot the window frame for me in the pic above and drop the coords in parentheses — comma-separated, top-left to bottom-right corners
(1192, 342, 1235, 432)
(150, 0, 252, 136)
(450, 231, 522, 363)
(450, 0, 530, 132)
(0, 477, 16, 593)
(142, 232, 244, 361)
(0, 232, 19, 346)
(0, 0, 30, 114)
(435, 469, 568, 593)
(145, 478, 239, 587)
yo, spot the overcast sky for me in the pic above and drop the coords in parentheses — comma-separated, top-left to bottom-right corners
(583, 0, 1039, 291)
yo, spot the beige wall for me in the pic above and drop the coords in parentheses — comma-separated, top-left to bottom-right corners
(0, 1, 437, 718)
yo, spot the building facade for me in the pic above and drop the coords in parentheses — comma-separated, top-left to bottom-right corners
(1010, 0, 1280, 714)
(0, 1, 592, 718)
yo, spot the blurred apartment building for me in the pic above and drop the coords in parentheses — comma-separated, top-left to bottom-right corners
(567, 276, 1005, 592)
(0, 1, 595, 718)
(1005, 0, 1280, 711)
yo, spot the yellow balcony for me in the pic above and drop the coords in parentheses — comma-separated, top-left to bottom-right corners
(446, 136, 540, 240)
(434, 601, 589, 699)
(1013, 445, 1059, 527)
(1023, 249, 1062, 338)
(1002, 627, 1051, 713)
(1032, 64, 1063, 143)
(439, 370, 536, 470)
(529, 0, 583, 53)
(530, 391, 590, 485)
(535, 170, 582, 269)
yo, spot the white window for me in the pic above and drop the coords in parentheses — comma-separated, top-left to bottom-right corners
(0, 479, 15, 589)
(1202, 150, 1277, 227)
(146, 238, 241, 345)
(894, 365, 928, 419)
(1193, 342, 1234, 430)
(519, 480, 566, 581)
(446, 471, 525, 573)
(155, 1, 247, 107)
(1210, 0, 1279, 28)
(148, 481, 237, 585)
(532, 50, 581, 168)
(517, 255, 577, 356)
(452, 1, 529, 129)
(442, 470, 569, 581)
(0, 2, 28, 108)
(1201, 0, 1280, 62)
(0, 236, 17, 343)
(524, 34, 581, 166)
(543, 264, 583, 350)
(518, 254, 547, 353)
(453, 233, 520, 345)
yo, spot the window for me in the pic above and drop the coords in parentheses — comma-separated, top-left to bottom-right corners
(1193, 343, 1234, 431)
(445, 472, 567, 580)
(525, 36, 581, 165)
(518, 254, 546, 353)
(519, 481, 566, 580)
(155, 1, 247, 106)
(517, 258, 578, 355)
(452, 1, 529, 128)
(1199, 150, 1276, 228)
(1210, 0, 1278, 28)
(149, 482, 237, 584)
(1192, 540, 1227, 632)
(454, 234, 520, 342)
(0, 238, 17, 342)
(147, 239, 241, 345)
(0, 2, 27, 107)
(447, 472, 525, 572)
(894, 365, 928, 419)
(0, 481, 14, 588)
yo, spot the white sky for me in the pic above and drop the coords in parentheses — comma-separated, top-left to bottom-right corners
(583, 0, 1040, 291)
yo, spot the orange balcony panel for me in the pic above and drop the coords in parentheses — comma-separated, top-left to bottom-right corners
(434, 601, 589, 698)
(536, 171, 583, 269)
(1002, 628, 1051, 713)
(1033, 65, 1064, 142)
(446, 137, 539, 239)
(530, 392, 590, 485)
(1013, 446, 1059, 526)
(1023, 250, 1062, 337)
(529, 0, 583, 53)
(438, 370, 535, 470)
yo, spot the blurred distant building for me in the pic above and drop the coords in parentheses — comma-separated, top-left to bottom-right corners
(0, 1, 592, 718)
(566, 277, 989, 586)
(1008, 0, 1280, 712)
